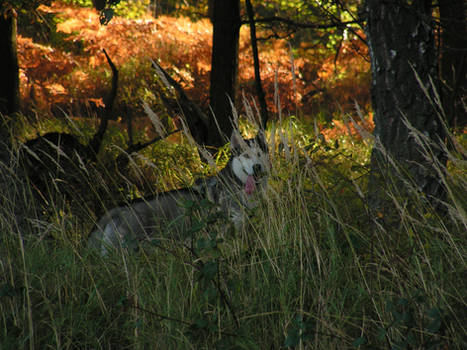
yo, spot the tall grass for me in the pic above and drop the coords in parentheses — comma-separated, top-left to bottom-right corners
(0, 114, 465, 349)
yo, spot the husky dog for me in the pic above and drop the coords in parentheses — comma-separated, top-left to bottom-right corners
(87, 131, 269, 255)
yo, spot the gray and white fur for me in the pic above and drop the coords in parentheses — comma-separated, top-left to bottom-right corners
(87, 131, 269, 255)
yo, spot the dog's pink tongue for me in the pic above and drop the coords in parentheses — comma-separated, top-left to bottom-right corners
(245, 175, 256, 195)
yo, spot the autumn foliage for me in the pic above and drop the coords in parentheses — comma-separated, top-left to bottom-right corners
(18, 1, 371, 134)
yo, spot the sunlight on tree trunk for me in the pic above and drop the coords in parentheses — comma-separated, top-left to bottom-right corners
(439, 0, 467, 131)
(365, 0, 447, 220)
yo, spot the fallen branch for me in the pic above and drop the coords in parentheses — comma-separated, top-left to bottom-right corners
(125, 128, 181, 154)
(151, 59, 210, 146)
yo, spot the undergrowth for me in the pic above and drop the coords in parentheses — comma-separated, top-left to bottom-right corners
(18, 1, 370, 124)
(1, 116, 465, 349)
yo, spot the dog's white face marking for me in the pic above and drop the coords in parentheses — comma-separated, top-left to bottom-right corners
(230, 132, 269, 193)
(231, 150, 263, 182)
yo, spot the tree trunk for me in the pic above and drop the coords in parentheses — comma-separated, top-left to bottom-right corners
(439, 0, 467, 131)
(0, 7, 19, 167)
(365, 0, 446, 215)
(0, 8, 20, 117)
(209, 0, 240, 147)
(0, 8, 35, 244)
(245, 0, 269, 129)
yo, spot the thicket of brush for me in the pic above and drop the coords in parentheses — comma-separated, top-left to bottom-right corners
(0, 114, 465, 349)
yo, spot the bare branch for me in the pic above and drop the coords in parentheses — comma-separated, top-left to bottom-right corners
(88, 48, 118, 157)
(243, 16, 366, 45)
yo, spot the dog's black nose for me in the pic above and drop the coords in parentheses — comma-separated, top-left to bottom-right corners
(253, 164, 262, 177)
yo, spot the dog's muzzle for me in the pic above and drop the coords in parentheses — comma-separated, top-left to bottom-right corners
(253, 164, 263, 179)
(244, 163, 266, 196)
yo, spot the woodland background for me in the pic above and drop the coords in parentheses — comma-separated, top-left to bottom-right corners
(15, 1, 371, 136)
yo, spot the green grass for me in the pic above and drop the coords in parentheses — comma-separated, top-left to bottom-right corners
(1, 118, 465, 349)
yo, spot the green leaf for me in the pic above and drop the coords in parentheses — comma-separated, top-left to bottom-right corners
(193, 318, 208, 329)
(377, 327, 387, 341)
(426, 308, 440, 319)
(0, 283, 17, 298)
(426, 318, 441, 334)
(130, 318, 143, 329)
(396, 298, 409, 307)
(411, 290, 426, 303)
(99, 8, 114, 25)
(187, 219, 205, 235)
(200, 261, 218, 281)
(196, 237, 210, 250)
(116, 295, 128, 307)
(352, 337, 367, 347)
(284, 331, 300, 347)
(203, 286, 218, 299)
(180, 200, 195, 209)
(391, 340, 408, 350)
(425, 339, 443, 350)
(401, 311, 413, 325)
(406, 330, 416, 345)
(199, 199, 214, 209)
(207, 212, 223, 224)
(209, 249, 221, 259)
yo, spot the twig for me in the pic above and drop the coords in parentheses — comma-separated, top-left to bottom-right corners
(125, 129, 181, 154)
(130, 304, 238, 337)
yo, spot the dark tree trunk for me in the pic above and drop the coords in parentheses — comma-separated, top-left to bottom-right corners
(365, 1, 446, 213)
(0, 8, 19, 166)
(0, 8, 20, 117)
(245, 0, 269, 129)
(209, 0, 240, 147)
(439, 0, 467, 131)
(0, 8, 31, 236)
(88, 49, 118, 158)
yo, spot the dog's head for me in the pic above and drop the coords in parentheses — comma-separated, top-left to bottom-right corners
(230, 131, 269, 195)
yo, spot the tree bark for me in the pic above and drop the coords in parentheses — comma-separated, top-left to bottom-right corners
(0, 8, 33, 241)
(0, 8, 20, 117)
(0, 7, 19, 167)
(439, 0, 467, 131)
(88, 48, 118, 158)
(365, 0, 446, 214)
(245, 0, 269, 129)
(209, 0, 240, 147)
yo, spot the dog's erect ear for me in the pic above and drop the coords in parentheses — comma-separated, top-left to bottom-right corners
(255, 130, 268, 152)
(230, 131, 243, 152)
